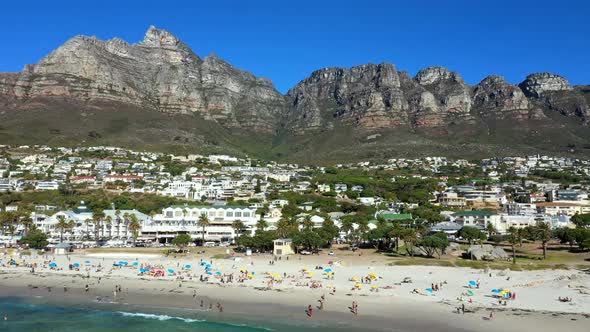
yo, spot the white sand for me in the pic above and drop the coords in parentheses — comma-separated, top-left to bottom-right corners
(1, 250, 589, 331)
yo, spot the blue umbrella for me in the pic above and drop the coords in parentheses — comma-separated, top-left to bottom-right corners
(251, 271, 255, 275)
(73, 263, 80, 267)
(132, 262, 139, 266)
(324, 268, 332, 273)
(185, 264, 191, 269)
(206, 271, 213, 275)
(469, 280, 477, 286)
(215, 271, 222, 275)
(200, 261, 206, 266)
(205, 266, 211, 271)
(491, 289, 500, 293)
(168, 269, 175, 274)
(84, 260, 91, 264)
(425, 288, 433, 293)
(49, 262, 57, 267)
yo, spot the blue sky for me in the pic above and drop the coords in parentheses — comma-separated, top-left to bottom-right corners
(1, 0, 588, 93)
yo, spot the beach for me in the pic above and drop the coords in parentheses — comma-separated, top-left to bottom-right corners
(0, 249, 589, 331)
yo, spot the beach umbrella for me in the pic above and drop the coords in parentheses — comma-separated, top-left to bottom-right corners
(425, 288, 433, 293)
(132, 262, 139, 266)
(469, 280, 477, 287)
(73, 263, 80, 267)
(185, 264, 191, 269)
(84, 260, 91, 264)
(200, 261, 206, 266)
(251, 271, 255, 275)
(207, 271, 213, 275)
(215, 271, 222, 275)
(491, 289, 500, 294)
(467, 290, 474, 296)
(168, 269, 175, 274)
(49, 262, 57, 267)
(324, 268, 332, 273)
(240, 268, 246, 272)
(352, 277, 358, 282)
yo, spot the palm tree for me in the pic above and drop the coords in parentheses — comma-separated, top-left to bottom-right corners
(485, 223, 497, 239)
(105, 215, 113, 239)
(340, 219, 355, 244)
(401, 228, 418, 257)
(182, 208, 188, 226)
(275, 218, 296, 238)
(84, 218, 92, 240)
(92, 210, 105, 244)
(127, 214, 141, 247)
(55, 215, 74, 243)
(356, 219, 370, 244)
(20, 214, 34, 236)
(507, 227, 521, 264)
(121, 212, 130, 239)
(535, 222, 552, 260)
(301, 215, 314, 230)
(232, 219, 245, 243)
(256, 217, 268, 232)
(197, 214, 210, 245)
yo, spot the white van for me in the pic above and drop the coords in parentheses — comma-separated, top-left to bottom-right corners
(204, 242, 217, 247)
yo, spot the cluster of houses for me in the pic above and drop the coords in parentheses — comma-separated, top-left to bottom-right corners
(1, 145, 589, 246)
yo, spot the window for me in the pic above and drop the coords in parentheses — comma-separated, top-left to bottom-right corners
(226, 211, 233, 217)
(174, 211, 182, 217)
(243, 211, 250, 217)
(200, 211, 207, 216)
(235, 211, 242, 217)
(165, 211, 173, 218)
(208, 211, 215, 217)
(192, 211, 199, 217)
(217, 211, 224, 217)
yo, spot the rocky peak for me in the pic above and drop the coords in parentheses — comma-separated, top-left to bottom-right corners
(473, 75, 529, 115)
(415, 66, 462, 85)
(518, 72, 572, 98)
(141, 25, 182, 48)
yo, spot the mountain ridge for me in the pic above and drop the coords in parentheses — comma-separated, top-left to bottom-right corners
(1, 26, 589, 162)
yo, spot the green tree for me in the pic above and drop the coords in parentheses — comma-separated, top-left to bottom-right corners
(172, 233, 192, 250)
(197, 214, 210, 245)
(458, 226, 486, 245)
(293, 228, 323, 251)
(275, 218, 298, 239)
(232, 219, 245, 242)
(571, 213, 590, 228)
(55, 215, 74, 243)
(92, 209, 105, 244)
(419, 233, 449, 259)
(20, 229, 49, 249)
(534, 222, 552, 260)
(507, 227, 521, 264)
(127, 214, 141, 246)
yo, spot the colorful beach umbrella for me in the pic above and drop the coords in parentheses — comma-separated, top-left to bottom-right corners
(73, 263, 80, 267)
(467, 290, 474, 296)
(215, 271, 222, 275)
(84, 260, 91, 264)
(168, 269, 175, 274)
(185, 264, 191, 269)
(49, 262, 57, 267)
(132, 262, 139, 266)
(324, 268, 332, 273)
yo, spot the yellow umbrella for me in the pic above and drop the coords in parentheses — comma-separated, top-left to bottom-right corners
(352, 277, 358, 281)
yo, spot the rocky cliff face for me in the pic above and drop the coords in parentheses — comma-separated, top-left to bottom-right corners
(0, 26, 589, 158)
(286, 65, 588, 134)
(1, 26, 286, 133)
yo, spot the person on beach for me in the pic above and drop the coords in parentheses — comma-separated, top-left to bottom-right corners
(85, 285, 89, 293)
(489, 311, 494, 320)
(307, 305, 313, 318)
(200, 300, 204, 307)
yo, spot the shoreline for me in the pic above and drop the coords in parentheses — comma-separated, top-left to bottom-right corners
(0, 270, 588, 332)
(1, 249, 589, 331)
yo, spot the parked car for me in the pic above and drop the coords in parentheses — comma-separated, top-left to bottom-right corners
(204, 241, 217, 247)
(300, 250, 311, 255)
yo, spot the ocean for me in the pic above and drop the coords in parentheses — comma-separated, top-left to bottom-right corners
(0, 297, 353, 332)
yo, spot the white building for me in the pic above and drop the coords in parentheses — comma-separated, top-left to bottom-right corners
(143, 204, 258, 243)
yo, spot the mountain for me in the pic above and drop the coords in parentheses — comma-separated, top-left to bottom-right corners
(1, 26, 589, 162)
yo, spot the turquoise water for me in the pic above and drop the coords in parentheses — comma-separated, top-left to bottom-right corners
(0, 298, 279, 332)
